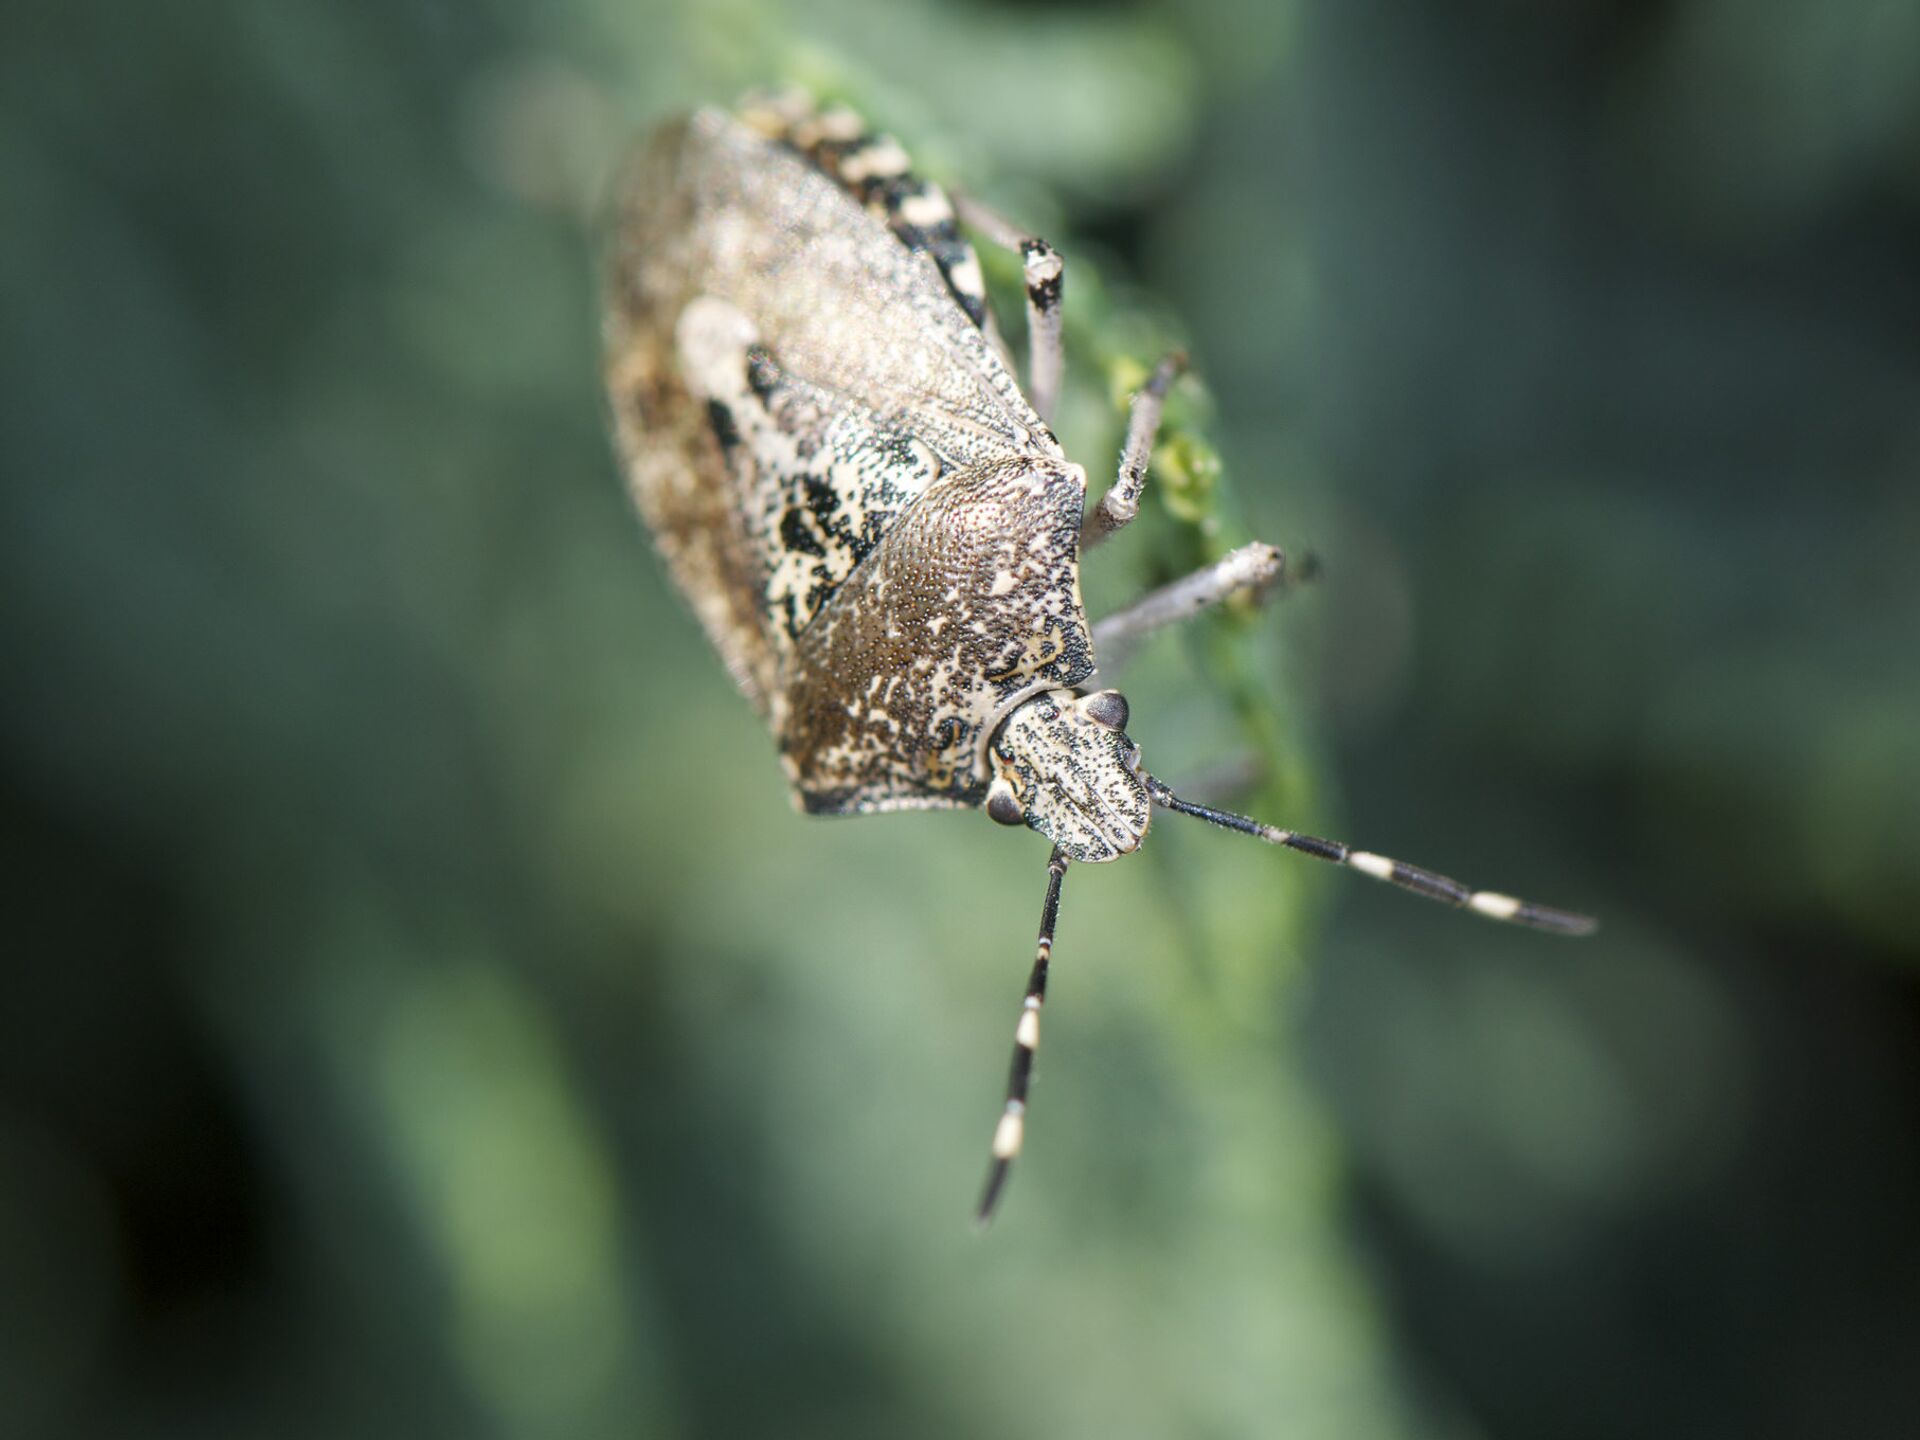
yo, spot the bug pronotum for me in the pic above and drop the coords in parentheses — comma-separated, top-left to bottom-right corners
(601, 90, 1596, 1226)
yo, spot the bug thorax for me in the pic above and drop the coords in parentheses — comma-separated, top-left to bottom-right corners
(985, 688, 1150, 863)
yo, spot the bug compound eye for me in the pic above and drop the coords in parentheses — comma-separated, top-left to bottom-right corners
(985, 777, 1026, 826)
(1080, 690, 1129, 731)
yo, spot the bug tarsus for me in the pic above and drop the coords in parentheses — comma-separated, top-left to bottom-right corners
(974, 845, 1071, 1229)
(1142, 775, 1597, 936)
(1084, 350, 1189, 548)
(1091, 540, 1287, 675)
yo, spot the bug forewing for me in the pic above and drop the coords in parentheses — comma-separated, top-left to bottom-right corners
(604, 117, 783, 710)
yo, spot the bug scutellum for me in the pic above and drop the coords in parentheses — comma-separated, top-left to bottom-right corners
(601, 90, 1597, 1226)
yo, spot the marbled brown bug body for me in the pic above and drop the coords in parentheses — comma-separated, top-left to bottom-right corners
(603, 94, 1594, 1223)
(603, 101, 1114, 832)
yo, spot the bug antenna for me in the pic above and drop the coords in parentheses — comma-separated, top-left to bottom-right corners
(1141, 775, 1597, 936)
(975, 846, 1071, 1229)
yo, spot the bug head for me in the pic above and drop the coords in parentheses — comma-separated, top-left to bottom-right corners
(985, 688, 1150, 862)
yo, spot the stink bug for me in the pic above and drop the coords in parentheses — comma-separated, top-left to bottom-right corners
(601, 92, 1596, 1225)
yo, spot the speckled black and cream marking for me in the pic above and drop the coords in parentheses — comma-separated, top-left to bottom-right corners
(677, 294, 939, 641)
(988, 688, 1148, 862)
(601, 94, 1598, 1229)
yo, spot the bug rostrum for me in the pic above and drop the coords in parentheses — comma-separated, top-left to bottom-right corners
(601, 91, 1597, 1226)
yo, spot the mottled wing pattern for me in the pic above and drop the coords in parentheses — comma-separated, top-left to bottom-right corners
(673, 293, 942, 644)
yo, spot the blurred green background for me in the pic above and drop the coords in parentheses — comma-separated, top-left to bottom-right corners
(6, 1, 1920, 1436)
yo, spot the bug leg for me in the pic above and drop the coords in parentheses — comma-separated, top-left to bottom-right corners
(952, 194, 1065, 427)
(1144, 776, 1598, 935)
(1091, 541, 1287, 675)
(975, 845, 1070, 1227)
(1081, 351, 1188, 549)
